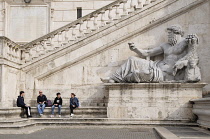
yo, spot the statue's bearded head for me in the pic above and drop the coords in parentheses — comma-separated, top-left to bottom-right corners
(167, 25, 184, 46)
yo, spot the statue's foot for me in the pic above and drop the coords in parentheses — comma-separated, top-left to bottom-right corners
(100, 77, 115, 83)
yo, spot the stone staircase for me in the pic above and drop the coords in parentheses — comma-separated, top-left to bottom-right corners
(0, 117, 199, 134)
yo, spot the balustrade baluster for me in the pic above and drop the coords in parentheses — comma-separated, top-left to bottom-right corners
(144, 0, 151, 6)
(11, 48, 15, 61)
(14, 49, 18, 62)
(107, 7, 113, 24)
(48, 35, 55, 51)
(85, 18, 91, 34)
(57, 32, 63, 47)
(64, 28, 70, 42)
(136, 0, 143, 9)
(92, 14, 98, 31)
(100, 10, 106, 27)
(77, 21, 84, 38)
(129, 0, 136, 13)
(70, 25, 77, 41)
(54, 33, 61, 49)
(5, 45, 10, 59)
(7, 46, 12, 60)
(34, 44, 40, 58)
(39, 40, 46, 56)
(113, 4, 120, 21)
(31, 46, 37, 59)
(24, 50, 30, 62)
(121, 0, 128, 17)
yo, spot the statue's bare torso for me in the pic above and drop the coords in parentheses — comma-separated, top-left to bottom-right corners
(158, 40, 187, 80)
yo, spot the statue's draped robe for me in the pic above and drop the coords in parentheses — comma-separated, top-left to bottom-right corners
(111, 56, 164, 83)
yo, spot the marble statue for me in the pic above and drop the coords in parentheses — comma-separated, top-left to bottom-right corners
(101, 25, 201, 83)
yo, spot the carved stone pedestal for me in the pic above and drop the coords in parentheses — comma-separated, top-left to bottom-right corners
(105, 83, 206, 121)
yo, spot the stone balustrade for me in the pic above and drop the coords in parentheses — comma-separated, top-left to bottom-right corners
(22, 0, 158, 63)
(0, 36, 21, 64)
(191, 98, 210, 129)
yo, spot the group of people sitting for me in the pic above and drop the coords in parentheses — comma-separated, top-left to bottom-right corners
(16, 91, 79, 118)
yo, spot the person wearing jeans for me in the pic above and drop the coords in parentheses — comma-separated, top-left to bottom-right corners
(51, 92, 62, 118)
(17, 91, 32, 118)
(70, 93, 79, 117)
(37, 91, 47, 116)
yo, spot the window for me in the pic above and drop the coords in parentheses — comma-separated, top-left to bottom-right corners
(77, 7, 82, 19)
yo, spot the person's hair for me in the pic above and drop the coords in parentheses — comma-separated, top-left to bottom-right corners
(20, 91, 25, 95)
(39, 91, 43, 93)
(71, 93, 76, 97)
(57, 92, 61, 96)
(167, 25, 184, 37)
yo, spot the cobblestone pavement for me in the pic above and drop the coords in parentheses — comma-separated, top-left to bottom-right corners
(0, 128, 161, 139)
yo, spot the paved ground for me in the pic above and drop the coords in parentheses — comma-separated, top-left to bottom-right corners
(0, 128, 161, 139)
(165, 126, 210, 139)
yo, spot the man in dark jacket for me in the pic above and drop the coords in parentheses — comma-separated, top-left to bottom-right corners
(70, 93, 79, 117)
(17, 91, 32, 118)
(51, 92, 62, 118)
(37, 91, 47, 116)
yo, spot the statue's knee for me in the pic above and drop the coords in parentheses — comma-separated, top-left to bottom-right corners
(128, 56, 136, 60)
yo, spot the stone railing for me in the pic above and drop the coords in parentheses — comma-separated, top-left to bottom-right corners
(191, 97, 210, 128)
(22, 0, 158, 63)
(0, 36, 21, 64)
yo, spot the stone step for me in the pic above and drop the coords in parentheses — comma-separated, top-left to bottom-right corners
(30, 118, 194, 123)
(28, 107, 107, 118)
(0, 119, 28, 125)
(0, 122, 36, 129)
(0, 118, 198, 132)
(34, 121, 198, 126)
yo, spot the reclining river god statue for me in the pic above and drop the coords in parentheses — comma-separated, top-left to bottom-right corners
(101, 25, 201, 83)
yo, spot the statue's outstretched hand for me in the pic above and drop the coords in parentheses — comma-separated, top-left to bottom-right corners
(128, 43, 136, 51)
(173, 60, 188, 76)
(186, 34, 199, 45)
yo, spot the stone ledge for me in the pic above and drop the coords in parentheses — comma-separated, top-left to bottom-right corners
(191, 97, 210, 102)
(104, 83, 207, 89)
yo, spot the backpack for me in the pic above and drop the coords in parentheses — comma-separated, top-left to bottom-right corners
(46, 100, 53, 107)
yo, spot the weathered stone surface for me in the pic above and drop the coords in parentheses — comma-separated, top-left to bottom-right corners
(105, 83, 206, 120)
(191, 97, 210, 129)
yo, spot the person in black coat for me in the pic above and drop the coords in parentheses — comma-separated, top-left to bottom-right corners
(51, 92, 62, 118)
(37, 91, 47, 116)
(17, 91, 32, 118)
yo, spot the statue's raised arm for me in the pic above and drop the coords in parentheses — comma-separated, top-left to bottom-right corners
(101, 25, 201, 83)
(128, 42, 163, 58)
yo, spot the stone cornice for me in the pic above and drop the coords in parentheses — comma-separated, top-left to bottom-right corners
(190, 97, 210, 102)
(104, 83, 207, 89)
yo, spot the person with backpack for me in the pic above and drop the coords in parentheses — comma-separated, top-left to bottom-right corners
(70, 93, 79, 117)
(17, 91, 32, 118)
(51, 92, 62, 118)
(37, 91, 47, 116)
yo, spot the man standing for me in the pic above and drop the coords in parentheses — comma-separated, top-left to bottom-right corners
(17, 91, 32, 118)
(51, 93, 62, 118)
(70, 93, 79, 117)
(37, 91, 47, 116)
